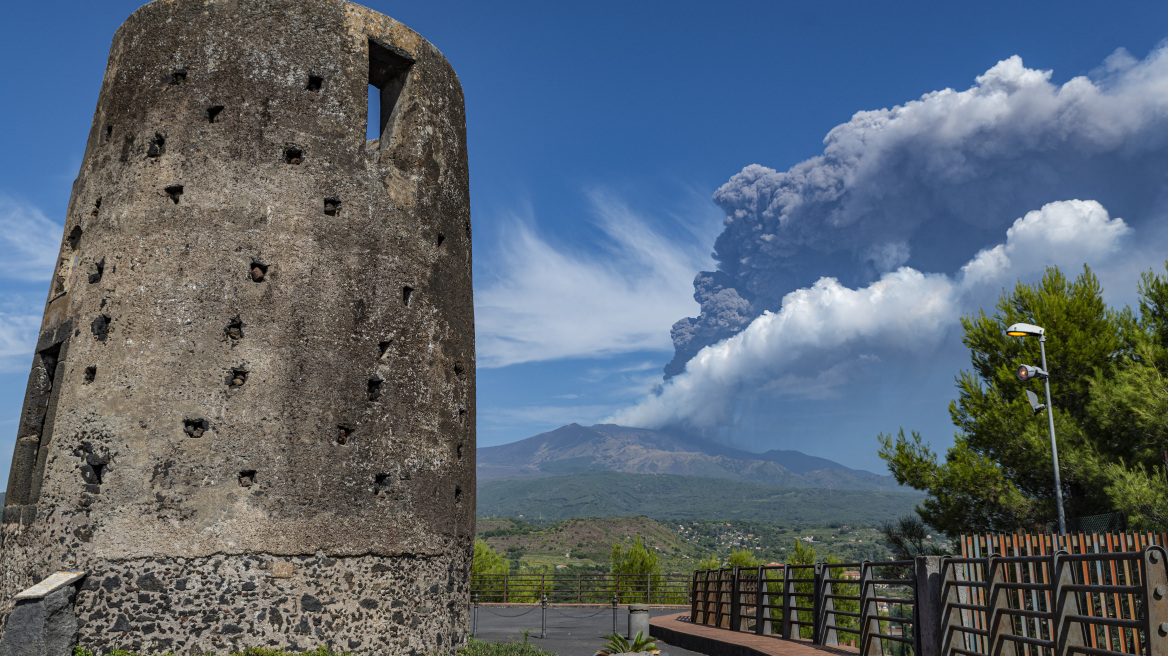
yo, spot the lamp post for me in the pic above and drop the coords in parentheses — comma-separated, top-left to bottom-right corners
(1005, 322, 1066, 536)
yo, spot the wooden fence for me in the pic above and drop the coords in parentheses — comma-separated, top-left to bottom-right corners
(690, 536, 1168, 656)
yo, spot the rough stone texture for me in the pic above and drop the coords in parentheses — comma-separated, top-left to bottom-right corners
(0, 586, 78, 656)
(0, 0, 474, 653)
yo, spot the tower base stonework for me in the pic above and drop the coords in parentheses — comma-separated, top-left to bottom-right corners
(1, 0, 475, 653)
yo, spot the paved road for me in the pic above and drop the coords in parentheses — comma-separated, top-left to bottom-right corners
(471, 605, 708, 656)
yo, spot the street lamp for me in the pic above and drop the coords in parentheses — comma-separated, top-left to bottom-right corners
(1005, 322, 1067, 536)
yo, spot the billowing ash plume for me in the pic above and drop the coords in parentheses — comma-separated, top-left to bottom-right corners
(666, 49, 1168, 377)
(614, 200, 1134, 431)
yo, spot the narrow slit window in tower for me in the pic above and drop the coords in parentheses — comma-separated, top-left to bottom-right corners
(402, 286, 413, 307)
(378, 338, 392, 359)
(367, 378, 382, 402)
(91, 197, 101, 217)
(83, 366, 96, 384)
(367, 39, 414, 141)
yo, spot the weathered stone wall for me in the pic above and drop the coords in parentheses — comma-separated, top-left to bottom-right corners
(1, 0, 474, 652)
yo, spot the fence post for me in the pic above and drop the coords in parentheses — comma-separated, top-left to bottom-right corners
(755, 565, 767, 636)
(541, 594, 547, 639)
(612, 594, 618, 636)
(858, 561, 881, 656)
(911, 556, 943, 656)
(1053, 550, 1086, 655)
(939, 557, 966, 656)
(812, 562, 824, 644)
(646, 573, 651, 605)
(578, 573, 582, 604)
(503, 573, 508, 604)
(1142, 545, 1167, 656)
(781, 564, 793, 639)
(690, 571, 700, 623)
(730, 566, 742, 632)
(472, 593, 479, 637)
(986, 555, 1017, 656)
(815, 562, 837, 645)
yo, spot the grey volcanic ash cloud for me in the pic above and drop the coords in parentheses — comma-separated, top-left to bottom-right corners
(619, 46, 1168, 437)
(666, 49, 1168, 377)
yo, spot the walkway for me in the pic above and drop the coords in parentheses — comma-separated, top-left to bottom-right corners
(649, 612, 860, 656)
(473, 605, 707, 656)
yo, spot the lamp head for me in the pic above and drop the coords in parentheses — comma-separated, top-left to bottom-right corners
(1006, 322, 1045, 337)
(1017, 364, 1048, 382)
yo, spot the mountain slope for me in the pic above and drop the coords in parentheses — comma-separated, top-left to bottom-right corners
(478, 423, 898, 490)
(477, 471, 923, 524)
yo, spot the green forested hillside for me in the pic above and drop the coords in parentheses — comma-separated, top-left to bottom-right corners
(477, 471, 923, 524)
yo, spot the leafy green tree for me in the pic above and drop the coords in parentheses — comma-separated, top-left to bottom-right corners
(473, 539, 509, 577)
(727, 548, 763, 567)
(611, 536, 663, 602)
(880, 265, 1168, 537)
(695, 554, 722, 571)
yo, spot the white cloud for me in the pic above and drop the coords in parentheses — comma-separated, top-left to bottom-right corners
(612, 200, 1134, 431)
(475, 190, 719, 368)
(0, 309, 42, 373)
(0, 195, 61, 282)
(0, 196, 61, 373)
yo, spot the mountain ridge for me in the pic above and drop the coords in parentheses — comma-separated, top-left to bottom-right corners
(478, 423, 899, 490)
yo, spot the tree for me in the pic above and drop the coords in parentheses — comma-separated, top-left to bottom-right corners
(473, 539, 509, 602)
(879, 265, 1168, 537)
(610, 536, 663, 602)
(473, 539, 508, 577)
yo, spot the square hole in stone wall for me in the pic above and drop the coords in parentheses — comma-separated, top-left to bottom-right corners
(83, 366, 96, 384)
(284, 145, 303, 165)
(373, 473, 391, 496)
(183, 418, 208, 438)
(239, 470, 256, 487)
(367, 378, 383, 402)
(307, 75, 323, 91)
(164, 185, 183, 204)
(324, 198, 341, 216)
(229, 369, 248, 388)
(207, 105, 224, 123)
(337, 425, 353, 445)
(250, 261, 268, 282)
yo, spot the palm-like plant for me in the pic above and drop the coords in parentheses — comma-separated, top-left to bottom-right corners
(600, 631, 657, 654)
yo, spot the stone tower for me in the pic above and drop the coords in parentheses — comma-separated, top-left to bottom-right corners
(0, 1, 474, 653)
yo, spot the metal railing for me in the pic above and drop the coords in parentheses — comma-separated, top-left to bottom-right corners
(689, 546, 1168, 656)
(470, 573, 691, 605)
(691, 561, 915, 653)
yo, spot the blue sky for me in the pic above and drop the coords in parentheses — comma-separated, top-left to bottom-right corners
(4, 1, 1168, 485)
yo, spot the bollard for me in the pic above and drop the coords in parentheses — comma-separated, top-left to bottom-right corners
(541, 594, 548, 639)
(628, 603, 650, 641)
(612, 595, 619, 636)
(472, 593, 479, 637)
